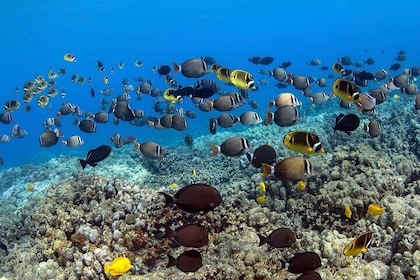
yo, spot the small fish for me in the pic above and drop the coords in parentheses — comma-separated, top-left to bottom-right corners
(104, 257, 133, 276)
(344, 204, 352, 218)
(0, 242, 8, 255)
(367, 203, 385, 216)
(295, 180, 306, 191)
(256, 194, 266, 205)
(63, 53, 76, 62)
(27, 183, 34, 192)
(259, 182, 266, 193)
(343, 232, 372, 257)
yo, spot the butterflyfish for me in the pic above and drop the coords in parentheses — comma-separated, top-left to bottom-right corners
(343, 232, 372, 257)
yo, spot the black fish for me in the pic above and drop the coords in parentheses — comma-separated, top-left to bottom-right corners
(209, 117, 217, 134)
(333, 113, 360, 135)
(192, 87, 215, 99)
(249, 56, 262, 64)
(157, 224, 208, 248)
(159, 183, 223, 213)
(258, 227, 296, 248)
(280, 61, 292, 69)
(174, 86, 195, 97)
(167, 250, 202, 272)
(79, 145, 112, 169)
(356, 71, 375, 80)
(0, 156, 4, 165)
(258, 56, 274, 65)
(158, 65, 171, 76)
(296, 271, 322, 280)
(251, 144, 277, 168)
(341, 69, 353, 76)
(319, 66, 329, 70)
(0, 242, 8, 255)
(288, 252, 321, 274)
(90, 87, 95, 97)
(96, 60, 105, 71)
(390, 63, 401, 71)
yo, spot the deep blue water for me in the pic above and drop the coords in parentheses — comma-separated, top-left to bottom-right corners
(0, 0, 419, 167)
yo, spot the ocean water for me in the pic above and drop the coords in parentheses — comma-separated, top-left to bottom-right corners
(0, 1, 420, 279)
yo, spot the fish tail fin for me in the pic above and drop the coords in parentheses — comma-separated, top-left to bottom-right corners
(173, 62, 181, 75)
(166, 254, 176, 268)
(79, 159, 87, 169)
(257, 234, 266, 246)
(261, 163, 273, 177)
(133, 140, 141, 150)
(210, 144, 219, 156)
(159, 192, 175, 208)
(363, 123, 369, 133)
(205, 100, 213, 110)
(61, 140, 67, 146)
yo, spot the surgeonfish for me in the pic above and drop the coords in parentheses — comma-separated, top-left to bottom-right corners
(173, 58, 208, 78)
(343, 232, 372, 257)
(288, 252, 322, 274)
(39, 129, 62, 147)
(258, 227, 296, 248)
(273, 105, 300, 127)
(62, 135, 84, 148)
(269, 92, 301, 108)
(210, 136, 251, 157)
(133, 140, 163, 159)
(283, 130, 324, 154)
(333, 113, 360, 135)
(167, 250, 203, 272)
(160, 183, 222, 213)
(104, 257, 133, 276)
(239, 111, 262, 126)
(250, 144, 277, 168)
(229, 69, 256, 90)
(262, 156, 313, 182)
(216, 113, 239, 128)
(364, 119, 381, 138)
(79, 145, 112, 169)
(332, 78, 361, 102)
(157, 224, 208, 248)
(367, 203, 385, 216)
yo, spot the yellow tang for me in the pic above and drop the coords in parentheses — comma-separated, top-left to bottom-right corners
(344, 204, 352, 218)
(283, 130, 325, 154)
(27, 183, 34, 192)
(104, 257, 133, 276)
(163, 88, 182, 103)
(230, 69, 256, 90)
(63, 53, 76, 62)
(343, 232, 372, 257)
(256, 194, 266, 205)
(259, 182, 266, 193)
(215, 67, 232, 83)
(332, 78, 361, 102)
(296, 180, 306, 190)
(367, 203, 385, 216)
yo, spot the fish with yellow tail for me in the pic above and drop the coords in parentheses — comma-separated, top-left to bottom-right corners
(344, 204, 352, 218)
(104, 256, 133, 276)
(230, 69, 256, 90)
(367, 203, 385, 216)
(163, 88, 182, 103)
(283, 130, 325, 155)
(343, 232, 372, 257)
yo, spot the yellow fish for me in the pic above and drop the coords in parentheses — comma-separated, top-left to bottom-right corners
(344, 204, 352, 218)
(332, 78, 361, 102)
(192, 169, 197, 176)
(283, 130, 325, 155)
(259, 182, 266, 193)
(104, 257, 133, 276)
(163, 88, 182, 103)
(393, 94, 400, 99)
(230, 69, 256, 90)
(256, 194, 266, 205)
(296, 180, 306, 191)
(343, 232, 372, 257)
(27, 183, 34, 192)
(215, 67, 232, 83)
(367, 203, 385, 216)
(169, 182, 179, 189)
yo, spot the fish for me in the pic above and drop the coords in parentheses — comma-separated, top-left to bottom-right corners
(415, 94, 420, 110)
(184, 134, 193, 147)
(296, 271, 322, 280)
(270, 67, 288, 82)
(256, 195, 266, 205)
(209, 117, 217, 134)
(172, 115, 188, 131)
(37, 95, 49, 107)
(344, 204, 352, 218)
(96, 60, 105, 71)
(283, 131, 324, 154)
(27, 183, 34, 192)
(257, 56, 274, 65)
(367, 203, 385, 216)
(173, 58, 208, 78)
(39, 129, 62, 147)
(62, 135, 84, 148)
(216, 114, 239, 128)
(288, 252, 322, 274)
(365, 57, 374, 65)
(206, 95, 243, 111)
(262, 156, 313, 182)
(389, 63, 401, 71)
(104, 257, 133, 276)
(332, 62, 345, 75)
(250, 144, 277, 168)
(0, 242, 8, 255)
(4, 99, 20, 111)
(167, 250, 203, 272)
(79, 145, 112, 169)
(296, 180, 306, 190)
(210, 136, 251, 157)
(0, 112, 13, 124)
(273, 105, 300, 127)
(239, 111, 262, 126)
(63, 53, 76, 62)
(215, 66, 232, 83)
(355, 70, 375, 81)
(259, 182, 266, 193)
(333, 113, 360, 135)
(258, 227, 296, 248)
(74, 119, 97, 133)
(248, 56, 262, 64)
(134, 60, 143, 67)
(157, 224, 208, 248)
(280, 61, 292, 69)
(332, 79, 361, 102)
(159, 183, 223, 213)
(229, 69, 256, 90)
(307, 58, 321, 66)
(269, 92, 302, 108)
(133, 140, 163, 159)
(339, 56, 352, 65)
(364, 119, 381, 138)
(290, 75, 311, 90)
(343, 232, 372, 257)
(0, 156, 3, 165)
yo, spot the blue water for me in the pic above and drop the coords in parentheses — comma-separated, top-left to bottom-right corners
(0, 0, 419, 167)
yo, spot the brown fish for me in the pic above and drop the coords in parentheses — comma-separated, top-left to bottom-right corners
(296, 271, 322, 280)
(167, 250, 202, 272)
(288, 252, 321, 274)
(159, 183, 223, 213)
(158, 224, 208, 248)
(258, 227, 296, 248)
